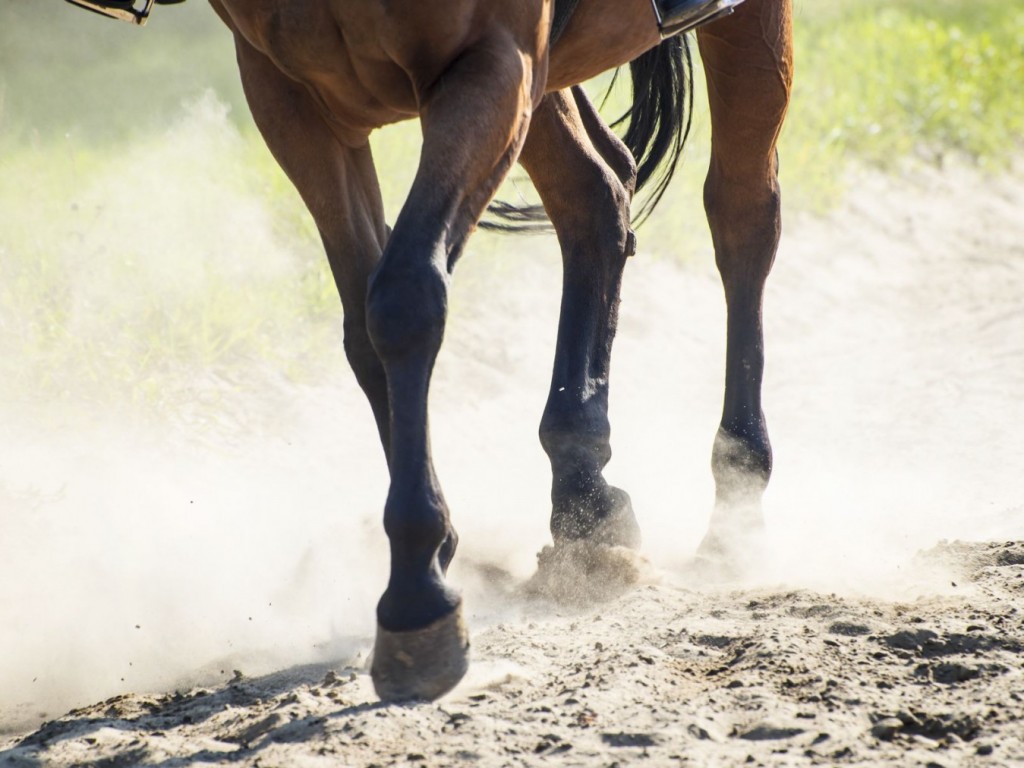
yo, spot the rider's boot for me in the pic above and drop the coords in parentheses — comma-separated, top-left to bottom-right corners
(654, 0, 745, 38)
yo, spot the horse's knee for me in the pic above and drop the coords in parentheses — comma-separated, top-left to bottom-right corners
(366, 253, 448, 361)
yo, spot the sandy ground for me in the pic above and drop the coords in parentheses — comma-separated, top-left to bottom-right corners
(4, 541, 1024, 768)
(2, 157, 1023, 765)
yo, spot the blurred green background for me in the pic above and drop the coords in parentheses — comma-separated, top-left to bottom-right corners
(3, 1, 1021, 186)
(1, 0, 1022, 413)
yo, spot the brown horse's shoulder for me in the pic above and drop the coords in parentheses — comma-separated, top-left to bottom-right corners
(214, 0, 422, 132)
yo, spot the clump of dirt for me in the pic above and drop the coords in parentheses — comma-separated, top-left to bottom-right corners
(522, 543, 653, 605)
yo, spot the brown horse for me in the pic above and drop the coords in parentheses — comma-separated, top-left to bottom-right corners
(207, 0, 793, 700)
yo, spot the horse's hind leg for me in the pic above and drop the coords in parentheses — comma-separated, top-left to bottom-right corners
(519, 87, 640, 549)
(696, 0, 793, 556)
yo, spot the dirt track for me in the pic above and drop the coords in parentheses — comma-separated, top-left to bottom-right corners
(2, 159, 1023, 765)
(2, 541, 1023, 766)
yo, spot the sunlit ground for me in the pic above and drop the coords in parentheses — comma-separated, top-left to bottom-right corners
(1, 0, 1022, 734)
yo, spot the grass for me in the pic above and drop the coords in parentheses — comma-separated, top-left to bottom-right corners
(782, 0, 1024, 208)
(1, 0, 1021, 415)
(0, 94, 341, 418)
(0, 1, 246, 145)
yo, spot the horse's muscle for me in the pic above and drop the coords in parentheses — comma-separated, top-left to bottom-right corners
(211, 0, 553, 144)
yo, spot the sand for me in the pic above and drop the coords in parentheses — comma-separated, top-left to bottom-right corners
(2, 541, 1022, 766)
(2, 157, 1023, 765)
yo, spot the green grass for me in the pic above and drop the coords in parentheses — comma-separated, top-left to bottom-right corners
(633, 0, 1024, 230)
(1, 0, 1021, 414)
(0, 94, 341, 417)
(0, 1, 246, 145)
(782, 0, 1024, 208)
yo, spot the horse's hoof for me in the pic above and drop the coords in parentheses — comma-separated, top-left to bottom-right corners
(551, 485, 642, 550)
(693, 513, 767, 581)
(371, 606, 470, 702)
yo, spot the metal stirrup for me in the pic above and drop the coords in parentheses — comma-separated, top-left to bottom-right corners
(63, 0, 155, 25)
(651, 0, 744, 39)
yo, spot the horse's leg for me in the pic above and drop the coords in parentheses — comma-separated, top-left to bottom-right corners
(365, 37, 541, 700)
(696, 0, 793, 556)
(229, 29, 467, 678)
(518, 87, 640, 548)
(231, 36, 391, 458)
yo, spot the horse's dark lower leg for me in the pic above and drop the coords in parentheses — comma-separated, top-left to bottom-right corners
(520, 89, 640, 549)
(696, 0, 793, 556)
(705, 185, 777, 543)
(232, 33, 467, 695)
(365, 36, 539, 700)
(366, 237, 455, 624)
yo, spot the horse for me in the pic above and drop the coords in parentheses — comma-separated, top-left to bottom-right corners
(206, 0, 793, 701)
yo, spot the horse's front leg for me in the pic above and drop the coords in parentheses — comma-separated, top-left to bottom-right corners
(519, 87, 641, 549)
(696, 0, 793, 558)
(231, 35, 392, 458)
(366, 35, 542, 700)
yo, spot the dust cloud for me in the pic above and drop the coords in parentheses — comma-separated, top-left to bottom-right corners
(0, 96, 390, 731)
(2, 91, 1023, 735)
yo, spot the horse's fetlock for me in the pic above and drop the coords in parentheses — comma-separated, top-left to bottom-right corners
(712, 427, 772, 500)
(383, 491, 449, 553)
(540, 397, 611, 456)
(540, 413, 612, 477)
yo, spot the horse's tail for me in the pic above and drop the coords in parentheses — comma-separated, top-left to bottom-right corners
(618, 33, 694, 227)
(481, 35, 693, 233)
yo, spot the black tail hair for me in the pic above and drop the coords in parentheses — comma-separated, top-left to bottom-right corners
(481, 34, 693, 233)
(618, 33, 693, 226)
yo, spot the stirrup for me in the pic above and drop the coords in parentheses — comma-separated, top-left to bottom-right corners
(63, 0, 155, 25)
(653, 0, 745, 39)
